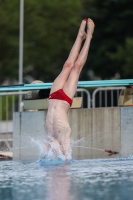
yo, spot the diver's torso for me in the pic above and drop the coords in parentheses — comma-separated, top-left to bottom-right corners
(45, 99, 71, 140)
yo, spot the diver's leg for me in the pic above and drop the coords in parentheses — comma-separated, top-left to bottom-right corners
(63, 18, 95, 99)
(50, 19, 87, 94)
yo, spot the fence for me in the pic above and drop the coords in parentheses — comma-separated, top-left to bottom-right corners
(92, 87, 126, 108)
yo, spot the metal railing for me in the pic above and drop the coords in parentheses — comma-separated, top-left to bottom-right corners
(92, 87, 126, 108)
(76, 88, 91, 108)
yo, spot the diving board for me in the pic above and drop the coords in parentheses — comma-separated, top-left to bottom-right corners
(0, 79, 133, 92)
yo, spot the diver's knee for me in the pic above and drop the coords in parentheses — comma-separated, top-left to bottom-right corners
(74, 61, 82, 72)
(63, 60, 74, 69)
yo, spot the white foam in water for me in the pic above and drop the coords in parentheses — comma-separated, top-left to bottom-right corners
(29, 135, 72, 164)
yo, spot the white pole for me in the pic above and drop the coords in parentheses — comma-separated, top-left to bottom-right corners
(19, 0, 24, 112)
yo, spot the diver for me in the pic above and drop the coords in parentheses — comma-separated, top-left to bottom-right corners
(45, 18, 95, 159)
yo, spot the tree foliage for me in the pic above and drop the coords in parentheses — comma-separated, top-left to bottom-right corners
(1, 0, 133, 84)
(82, 0, 133, 79)
(0, 0, 20, 83)
(0, 0, 82, 84)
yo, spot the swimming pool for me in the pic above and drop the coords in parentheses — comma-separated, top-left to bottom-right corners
(0, 157, 133, 200)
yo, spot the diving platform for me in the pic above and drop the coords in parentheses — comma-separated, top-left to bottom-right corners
(0, 79, 133, 92)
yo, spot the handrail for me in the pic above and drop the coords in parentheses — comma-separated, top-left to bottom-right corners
(92, 87, 126, 108)
(76, 88, 91, 108)
(0, 89, 91, 111)
(0, 91, 28, 96)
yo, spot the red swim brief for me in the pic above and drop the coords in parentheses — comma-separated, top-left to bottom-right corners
(48, 89, 73, 106)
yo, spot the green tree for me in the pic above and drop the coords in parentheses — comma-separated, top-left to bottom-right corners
(0, 0, 82, 84)
(2, 0, 133, 82)
(0, 0, 19, 84)
(107, 38, 133, 77)
(82, 0, 133, 79)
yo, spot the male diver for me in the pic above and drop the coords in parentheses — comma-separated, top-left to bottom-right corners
(45, 18, 95, 159)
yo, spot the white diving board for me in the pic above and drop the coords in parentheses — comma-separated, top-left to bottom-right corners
(0, 79, 133, 92)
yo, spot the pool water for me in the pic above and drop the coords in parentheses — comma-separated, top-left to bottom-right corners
(0, 157, 133, 200)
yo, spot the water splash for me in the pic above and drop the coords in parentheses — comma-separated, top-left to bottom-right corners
(29, 135, 72, 162)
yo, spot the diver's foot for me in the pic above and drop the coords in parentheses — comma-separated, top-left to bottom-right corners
(87, 18, 95, 38)
(78, 19, 87, 40)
